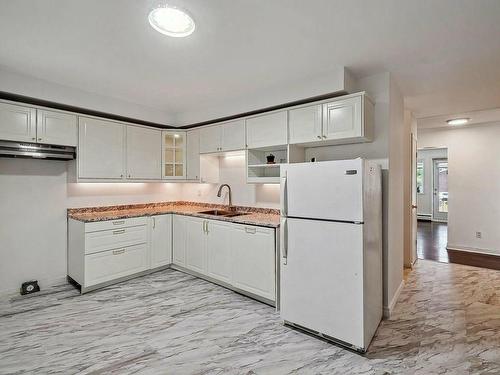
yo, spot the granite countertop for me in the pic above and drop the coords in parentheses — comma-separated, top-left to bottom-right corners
(67, 201, 280, 228)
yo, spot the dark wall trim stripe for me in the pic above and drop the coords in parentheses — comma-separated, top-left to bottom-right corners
(179, 90, 349, 129)
(0, 91, 175, 129)
(447, 248, 500, 271)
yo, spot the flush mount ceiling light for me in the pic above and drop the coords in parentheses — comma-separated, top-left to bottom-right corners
(446, 118, 470, 126)
(148, 5, 195, 37)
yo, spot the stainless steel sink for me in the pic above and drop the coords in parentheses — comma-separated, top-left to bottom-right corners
(198, 209, 248, 217)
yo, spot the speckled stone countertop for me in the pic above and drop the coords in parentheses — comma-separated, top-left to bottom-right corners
(67, 201, 280, 228)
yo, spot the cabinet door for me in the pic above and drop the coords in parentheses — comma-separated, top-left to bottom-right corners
(186, 129, 200, 180)
(151, 215, 172, 268)
(246, 111, 287, 148)
(206, 220, 232, 284)
(173, 215, 187, 266)
(185, 217, 207, 274)
(288, 105, 322, 144)
(36, 109, 77, 146)
(231, 225, 276, 301)
(126, 126, 161, 180)
(0, 102, 36, 142)
(78, 117, 125, 179)
(322, 96, 362, 140)
(162, 131, 186, 179)
(199, 125, 222, 153)
(221, 120, 245, 151)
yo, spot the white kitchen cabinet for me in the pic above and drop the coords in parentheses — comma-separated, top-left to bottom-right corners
(126, 126, 161, 180)
(288, 105, 322, 144)
(0, 102, 36, 143)
(199, 119, 245, 153)
(246, 111, 288, 149)
(231, 225, 276, 301)
(222, 120, 245, 151)
(199, 125, 221, 153)
(162, 131, 186, 179)
(185, 216, 207, 274)
(36, 109, 77, 146)
(78, 117, 125, 179)
(186, 129, 201, 180)
(150, 214, 172, 268)
(173, 215, 187, 266)
(206, 220, 232, 284)
(322, 93, 373, 143)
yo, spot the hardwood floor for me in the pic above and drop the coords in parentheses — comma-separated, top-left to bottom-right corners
(417, 220, 449, 263)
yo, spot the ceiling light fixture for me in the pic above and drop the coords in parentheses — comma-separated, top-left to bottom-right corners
(446, 118, 469, 126)
(148, 5, 195, 37)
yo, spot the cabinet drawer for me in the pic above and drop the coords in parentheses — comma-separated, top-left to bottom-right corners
(84, 217, 147, 233)
(85, 225, 147, 254)
(84, 243, 149, 287)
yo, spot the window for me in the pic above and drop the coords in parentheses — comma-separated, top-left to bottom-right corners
(416, 161, 424, 194)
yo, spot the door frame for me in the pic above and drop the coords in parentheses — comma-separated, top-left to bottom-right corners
(432, 158, 448, 222)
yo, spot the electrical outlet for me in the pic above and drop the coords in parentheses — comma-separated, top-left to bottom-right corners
(475, 231, 482, 239)
(197, 189, 202, 197)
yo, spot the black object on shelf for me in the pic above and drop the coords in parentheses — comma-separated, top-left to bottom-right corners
(266, 154, 275, 164)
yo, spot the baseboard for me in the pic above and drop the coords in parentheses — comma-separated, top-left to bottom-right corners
(0, 275, 68, 298)
(383, 279, 404, 319)
(447, 246, 500, 270)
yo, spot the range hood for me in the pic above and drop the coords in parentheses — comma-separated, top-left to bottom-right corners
(0, 140, 75, 160)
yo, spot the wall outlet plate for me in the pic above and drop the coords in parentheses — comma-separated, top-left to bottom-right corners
(20, 280, 40, 295)
(475, 231, 482, 239)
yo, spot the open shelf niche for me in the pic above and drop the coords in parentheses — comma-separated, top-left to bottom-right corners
(246, 144, 305, 183)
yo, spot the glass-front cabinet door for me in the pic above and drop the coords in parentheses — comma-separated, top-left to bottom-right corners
(162, 131, 186, 179)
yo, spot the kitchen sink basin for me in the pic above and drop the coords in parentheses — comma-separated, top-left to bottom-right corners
(198, 209, 248, 217)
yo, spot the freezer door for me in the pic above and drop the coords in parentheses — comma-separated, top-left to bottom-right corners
(280, 218, 364, 349)
(284, 159, 363, 222)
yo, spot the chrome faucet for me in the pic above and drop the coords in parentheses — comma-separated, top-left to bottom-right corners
(217, 184, 232, 207)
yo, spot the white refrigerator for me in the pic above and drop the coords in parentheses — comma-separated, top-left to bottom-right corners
(279, 158, 382, 353)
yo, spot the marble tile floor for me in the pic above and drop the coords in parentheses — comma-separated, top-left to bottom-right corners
(0, 260, 499, 374)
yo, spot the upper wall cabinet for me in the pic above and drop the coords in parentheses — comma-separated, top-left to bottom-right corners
(0, 102, 77, 146)
(162, 131, 186, 180)
(199, 119, 245, 153)
(288, 93, 374, 146)
(246, 111, 287, 149)
(186, 129, 200, 180)
(36, 110, 77, 146)
(126, 126, 161, 180)
(78, 117, 125, 179)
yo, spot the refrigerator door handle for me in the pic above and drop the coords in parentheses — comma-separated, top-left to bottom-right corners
(280, 217, 288, 265)
(280, 176, 288, 216)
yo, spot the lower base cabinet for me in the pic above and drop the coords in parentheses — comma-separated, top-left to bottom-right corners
(172, 215, 276, 302)
(150, 214, 172, 268)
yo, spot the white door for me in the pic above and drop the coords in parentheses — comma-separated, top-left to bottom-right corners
(246, 111, 288, 148)
(186, 129, 200, 180)
(199, 125, 222, 153)
(280, 218, 364, 348)
(173, 215, 187, 266)
(151, 215, 172, 268)
(36, 110, 77, 146)
(206, 220, 232, 283)
(0, 102, 36, 142)
(78, 117, 125, 179)
(231, 225, 275, 301)
(221, 120, 245, 151)
(322, 96, 362, 140)
(126, 126, 161, 180)
(288, 105, 322, 144)
(185, 217, 207, 274)
(282, 159, 363, 222)
(433, 159, 448, 222)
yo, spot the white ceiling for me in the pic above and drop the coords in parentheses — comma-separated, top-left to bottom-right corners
(1, 0, 500, 125)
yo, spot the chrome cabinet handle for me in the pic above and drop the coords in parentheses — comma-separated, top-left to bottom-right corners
(205, 221, 209, 234)
(32, 137, 36, 141)
(317, 135, 322, 139)
(322, 135, 327, 139)
(245, 227, 256, 234)
(113, 221, 125, 225)
(112, 248, 125, 255)
(112, 229, 125, 235)
(152, 217, 156, 229)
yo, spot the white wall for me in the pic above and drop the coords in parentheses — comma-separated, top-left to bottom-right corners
(0, 68, 175, 125)
(416, 148, 448, 218)
(418, 123, 500, 256)
(0, 158, 182, 295)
